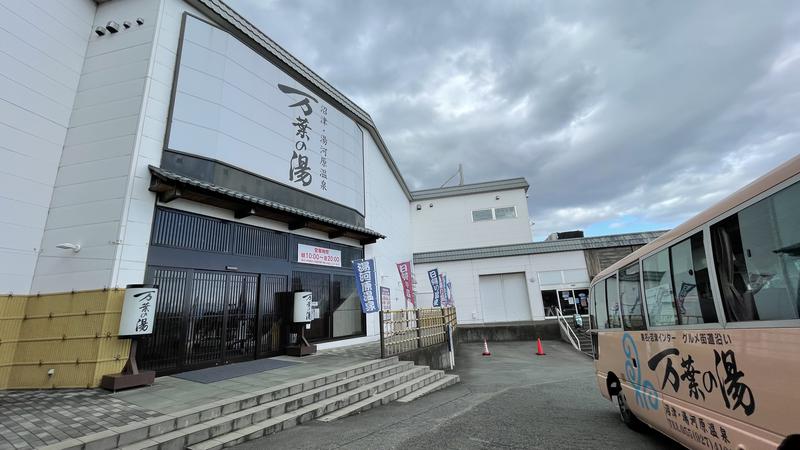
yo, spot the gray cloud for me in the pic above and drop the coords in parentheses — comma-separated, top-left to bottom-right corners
(231, 0, 800, 239)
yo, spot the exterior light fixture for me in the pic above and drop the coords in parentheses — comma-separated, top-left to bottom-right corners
(429, 203, 433, 208)
(106, 21, 120, 33)
(495, 195, 500, 200)
(136, 17, 144, 25)
(95, 26, 106, 36)
(416, 204, 422, 211)
(56, 243, 81, 253)
(123, 21, 132, 29)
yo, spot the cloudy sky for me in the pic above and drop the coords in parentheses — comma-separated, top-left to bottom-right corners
(230, 0, 800, 240)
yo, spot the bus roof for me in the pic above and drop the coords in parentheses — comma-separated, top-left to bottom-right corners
(591, 153, 800, 284)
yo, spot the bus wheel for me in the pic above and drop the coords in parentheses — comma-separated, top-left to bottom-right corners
(617, 392, 646, 432)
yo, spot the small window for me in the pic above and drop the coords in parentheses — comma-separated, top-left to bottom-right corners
(711, 180, 800, 322)
(563, 269, 589, 283)
(472, 209, 493, 221)
(494, 206, 516, 219)
(620, 262, 646, 330)
(643, 249, 679, 326)
(606, 275, 621, 328)
(538, 271, 563, 285)
(670, 233, 718, 325)
(593, 281, 609, 329)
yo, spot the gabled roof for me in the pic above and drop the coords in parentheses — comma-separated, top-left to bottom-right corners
(413, 231, 666, 264)
(410, 178, 530, 201)
(186, 0, 412, 199)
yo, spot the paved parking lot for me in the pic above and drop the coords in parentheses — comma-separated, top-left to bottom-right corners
(235, 340, 679, 449)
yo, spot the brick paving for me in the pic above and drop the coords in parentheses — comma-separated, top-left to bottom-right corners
(0, 342, 380, 449)
(0, 389, 161, 450)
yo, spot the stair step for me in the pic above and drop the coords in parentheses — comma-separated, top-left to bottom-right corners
(187, 366, 435, 449)
(317, 370, 444, 422)
(54, 357, 400, 450)
(123, 362, 420, 450)
(396, 374, 460, 403)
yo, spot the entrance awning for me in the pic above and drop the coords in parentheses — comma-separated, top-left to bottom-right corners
(148, 166, 385, 245)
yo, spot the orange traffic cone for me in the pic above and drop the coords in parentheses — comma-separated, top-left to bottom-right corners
(482, 338, 491, 356)
(536, 338, 546, 356)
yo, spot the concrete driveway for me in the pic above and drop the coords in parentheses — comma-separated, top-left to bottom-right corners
(233, 340, 679, 449)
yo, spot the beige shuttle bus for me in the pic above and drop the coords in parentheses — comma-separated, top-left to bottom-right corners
(589, 154, 800, 450)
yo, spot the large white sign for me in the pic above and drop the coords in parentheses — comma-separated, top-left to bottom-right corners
(169, 15, 365, 214)
(298, 243, 342, 267)
(119, 285, 158, 337)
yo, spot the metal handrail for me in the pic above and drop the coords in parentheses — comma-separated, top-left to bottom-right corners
(555, 308, 581, 352)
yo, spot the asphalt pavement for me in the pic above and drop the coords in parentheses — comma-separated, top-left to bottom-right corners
(233, 340, 680, 450)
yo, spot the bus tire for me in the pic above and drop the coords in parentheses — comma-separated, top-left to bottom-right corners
(617, 391, 646, 432)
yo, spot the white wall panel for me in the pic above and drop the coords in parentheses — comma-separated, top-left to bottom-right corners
(169, 15, 365, 214)
(411, 189, 532, 253)
(32, 0, 161, 294)
(363, 127, 414, 321)
(0, 0, 94, 294)
(415, 250, 590, 324)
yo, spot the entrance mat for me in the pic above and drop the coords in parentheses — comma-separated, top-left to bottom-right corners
(173, 358, 299, 384)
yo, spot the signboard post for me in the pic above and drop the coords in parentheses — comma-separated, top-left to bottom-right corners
(287, 291, 317, 356)
(353, 259, 379, 314)
(428, 268, 441, 307)
(101, 284, 159, 391)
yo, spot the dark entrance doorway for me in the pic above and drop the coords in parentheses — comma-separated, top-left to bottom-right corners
(137, 208, 366, 375)
(137, 268, 288, 375)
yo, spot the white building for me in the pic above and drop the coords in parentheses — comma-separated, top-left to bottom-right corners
(0, 0, 662, 387)
(0, 0, 415, 380)
(410, 181, 663, 333)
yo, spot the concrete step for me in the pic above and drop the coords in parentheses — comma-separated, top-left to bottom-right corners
(121, 362, 423, 450)
(317, 369, 446, 422)
(41, 357, 401, 450)
(187, 365, 436, 449)
(395, 374, 460, 403)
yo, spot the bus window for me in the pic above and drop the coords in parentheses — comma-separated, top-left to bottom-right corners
(606, 275, 621, 328)
(711, 180, 800, 322)
(619, 262, 645, 330)
(593, 280, 609, 329)
(670, 233, 718, 325)
(643, 249, 679, 326)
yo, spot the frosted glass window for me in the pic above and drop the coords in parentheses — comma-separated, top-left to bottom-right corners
(494, 206, 517, 219)
(538, 271, 563, 285)
(563, 269, 589, 283)
(472, 209, 493, 221)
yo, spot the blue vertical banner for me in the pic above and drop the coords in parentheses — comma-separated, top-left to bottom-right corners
(428, 268, 441, 307)
(352, 259, 379, 313)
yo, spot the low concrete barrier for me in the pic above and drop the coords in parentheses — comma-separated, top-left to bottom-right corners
(455, 320, 561, 344)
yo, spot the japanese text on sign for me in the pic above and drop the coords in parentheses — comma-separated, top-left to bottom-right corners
(279, 84, 318, 187)
(297, 244, 342, 267)
(119, 285, 159, 337)
(397, 261, 415, 307)
(428, 268, 441, 307)
(353, 259, 379, 314)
